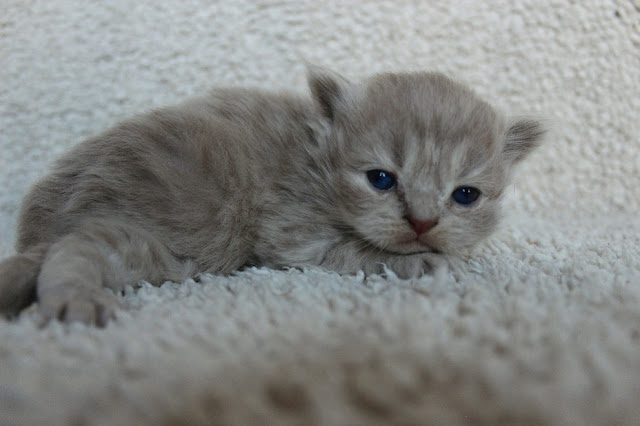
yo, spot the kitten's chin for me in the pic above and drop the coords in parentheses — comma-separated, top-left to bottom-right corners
(359, 230, 442, 255)
(391, 242, 440, 255)
(379, 237, 441, 255)
(389, 232, 443, 255)
(361, 234, 437, 256)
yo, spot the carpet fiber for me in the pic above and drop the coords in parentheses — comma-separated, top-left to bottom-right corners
(1, 0, 640, 424)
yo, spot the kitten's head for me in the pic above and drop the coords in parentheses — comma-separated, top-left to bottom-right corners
(308, 66, 545, 256)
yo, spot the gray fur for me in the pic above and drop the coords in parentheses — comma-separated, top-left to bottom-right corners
(0, 67, 544, 325)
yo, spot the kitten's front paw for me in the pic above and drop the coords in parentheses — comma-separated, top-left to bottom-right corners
(381, 252, 444, 279)
(38, 283, 122, 327)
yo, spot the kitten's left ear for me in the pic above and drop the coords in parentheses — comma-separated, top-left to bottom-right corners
(307, 65, 351, 121)
(503, 118, 547, 164)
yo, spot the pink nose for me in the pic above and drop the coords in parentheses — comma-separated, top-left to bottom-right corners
(408, 217, 439, 236)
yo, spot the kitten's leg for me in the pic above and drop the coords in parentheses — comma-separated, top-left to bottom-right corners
(0, 244, 49, 317)
(320, 239, 446, 279)
(37, 219, 197, 326)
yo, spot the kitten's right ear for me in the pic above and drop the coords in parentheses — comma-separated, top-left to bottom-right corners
(503, 118, 547, 165)
(307, 65, 350, 121)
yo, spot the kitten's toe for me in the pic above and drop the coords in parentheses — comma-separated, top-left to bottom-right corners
(95, 298, 119, 327)
(38, 286, 122, 327)
(382, 252, 444, 279)
(63, 299, 97, 324)
(38, 294, 67, 324)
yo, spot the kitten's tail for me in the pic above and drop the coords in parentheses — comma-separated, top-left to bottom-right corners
(0, 244, 49, 318)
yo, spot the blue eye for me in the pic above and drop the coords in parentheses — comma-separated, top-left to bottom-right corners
(366, 169, 396, 190)
(451, 186, 481, 205)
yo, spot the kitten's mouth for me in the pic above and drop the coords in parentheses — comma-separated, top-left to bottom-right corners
(361, 234, 436, 256)
(398, 231, 420, 244)
(392, 232, 442, 255)
(384, 245, 439, 256)
(351, 225, 440, 256)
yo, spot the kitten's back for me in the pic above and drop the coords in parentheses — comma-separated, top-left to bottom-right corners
(17, 88, 317, 272)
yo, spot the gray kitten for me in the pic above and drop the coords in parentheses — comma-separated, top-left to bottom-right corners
(0, 67, 544, 325)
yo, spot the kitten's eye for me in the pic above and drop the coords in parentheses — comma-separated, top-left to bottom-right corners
(366, 169, 396, 191)
(451, 186, 481, 205)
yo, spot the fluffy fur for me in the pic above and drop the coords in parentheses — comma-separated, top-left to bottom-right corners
(0, 67, 543, 325)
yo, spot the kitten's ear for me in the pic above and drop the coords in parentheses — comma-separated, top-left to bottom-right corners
(307, 65, 350, 121)
(503, 118, 547, 164)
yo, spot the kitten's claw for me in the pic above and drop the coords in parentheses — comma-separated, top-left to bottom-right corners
(38, 285, 121, 327)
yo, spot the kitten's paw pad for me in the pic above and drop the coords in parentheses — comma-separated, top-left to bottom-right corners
(39, 286, 121, 327)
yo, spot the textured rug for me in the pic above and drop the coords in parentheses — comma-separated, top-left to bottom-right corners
(1, 0, 640, 424)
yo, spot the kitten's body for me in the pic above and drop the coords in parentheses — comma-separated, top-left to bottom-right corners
(0, 68, 544, 325)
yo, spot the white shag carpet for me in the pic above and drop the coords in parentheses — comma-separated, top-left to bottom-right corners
(1, 0, 640, 424)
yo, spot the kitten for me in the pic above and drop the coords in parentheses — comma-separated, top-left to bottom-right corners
(0, 67, 544, 325)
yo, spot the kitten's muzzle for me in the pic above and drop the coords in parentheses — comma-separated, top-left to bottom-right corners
(393, 217, 442, 253)
(407, 217, 439, 236)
